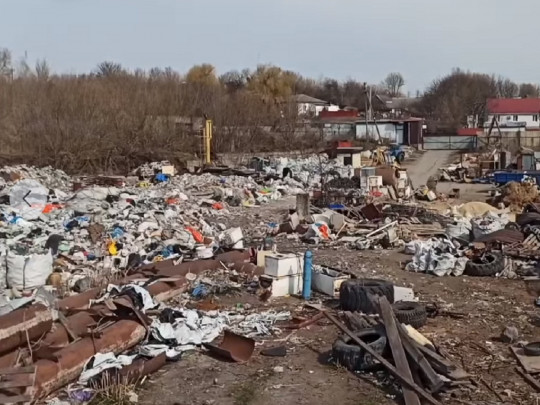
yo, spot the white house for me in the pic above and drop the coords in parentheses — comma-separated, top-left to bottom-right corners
(293, 94, 339, 117)
(485, 98, 540, 129)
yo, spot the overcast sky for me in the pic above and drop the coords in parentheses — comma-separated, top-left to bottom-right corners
(1, 0, 538, 92)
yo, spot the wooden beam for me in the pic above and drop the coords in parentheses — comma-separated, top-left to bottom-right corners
(322, 311, 442, 405)
(516, 367, 540, 393)
(398, 324, 445, 394)
(377, 296, 421, 405)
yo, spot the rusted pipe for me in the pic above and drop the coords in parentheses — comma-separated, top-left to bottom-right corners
(36, 311, 98, 350)
(0, 304, 53, 356)
(57, 288, 101, 312)
(34, 319, 146, 398)
(119, 352, 167, 383)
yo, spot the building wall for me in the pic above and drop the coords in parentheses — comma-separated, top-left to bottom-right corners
(297, 103, 338, 116)
(323, 123, 355, 138)
(485, 113, 540, 129)
(356, 123, 397, 142)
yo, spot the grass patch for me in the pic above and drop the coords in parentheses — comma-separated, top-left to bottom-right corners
(89, 373, 138, 405)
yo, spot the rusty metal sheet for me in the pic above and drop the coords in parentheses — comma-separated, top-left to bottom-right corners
(203, 331, 254, 363)
(119, 353, 166, 382)
(0, 304, 53, 356)
(230, 261, 263, 276)
(156, 260, 221, 277)
(474, 229, 524, 244)
(37, 311, 97, 350)
(34, 319, 146, 398)
(360, 203, 382, 221)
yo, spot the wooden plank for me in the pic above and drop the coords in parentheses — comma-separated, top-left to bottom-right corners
(323, 311, 442, 405)
(0, 376, 33, 389)
(377, 296, 421, 405)
(511, 346, 540, 374)
(414, 341, 470, 380)
(0, 394, 32, 404)
(398, 324, 445, 393)
(516, 367, 540, 393)
(0, 368, 34, 376)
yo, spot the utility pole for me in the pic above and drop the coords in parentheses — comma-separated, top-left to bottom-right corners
(364, 82, 369, 141)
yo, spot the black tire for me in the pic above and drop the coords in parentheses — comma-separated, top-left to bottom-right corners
(465, 253, 504, 277)
(524, 342, 540, 356)
(395, 152, 405, 164)
(332, 327, 387, 371)
(340, 279, 394, 314)
(392, 301, 427, 329)
(505, 222, 520, 231)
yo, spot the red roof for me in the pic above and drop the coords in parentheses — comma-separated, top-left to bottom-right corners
(319, 110, 358, 119)
(457, 128, 480, 136)
(487, 98, 540, 114)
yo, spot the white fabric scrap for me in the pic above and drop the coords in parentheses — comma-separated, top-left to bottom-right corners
(78, 352, 136, 384)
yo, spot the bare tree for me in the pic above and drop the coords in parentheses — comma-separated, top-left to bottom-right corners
(0, 47, 12, 77)
(16, 57, 32, 78)
(35, 59, 50, 80)
(95, 61, 125, 77)
(494, 76, 518, 98)
(519, 83, 540, 98)
(383, 72, 405, 97)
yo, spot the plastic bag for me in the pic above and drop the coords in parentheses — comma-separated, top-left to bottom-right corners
(9, 179, 49, 220)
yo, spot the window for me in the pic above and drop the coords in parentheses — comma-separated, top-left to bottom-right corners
(513, 115, 519, 121)
(534, 115, 539, 122)
(506, 116, 512, 121)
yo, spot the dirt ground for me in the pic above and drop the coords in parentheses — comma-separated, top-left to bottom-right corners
(138, 152, 540, 405)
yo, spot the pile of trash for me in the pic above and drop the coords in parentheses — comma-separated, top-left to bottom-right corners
(0, 164, 72, 191)
(0, 163, 312, 301)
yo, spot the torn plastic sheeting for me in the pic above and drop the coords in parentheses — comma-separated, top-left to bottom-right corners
(9, 179, 49, 220)
(78, 352, 137, 384)
(150, 309, 227, 350)
(6, 251, 53, 290)
(471, 212, 509, 239)
(404, 238, 468, 277)
(230, 311, 291, 337)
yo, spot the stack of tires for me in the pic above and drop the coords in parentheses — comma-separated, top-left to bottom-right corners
(332, 278, 428, 372)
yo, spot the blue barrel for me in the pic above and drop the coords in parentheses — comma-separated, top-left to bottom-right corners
(303, 251, 313, 300)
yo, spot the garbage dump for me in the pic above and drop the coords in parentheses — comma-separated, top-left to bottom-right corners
(3, 148, 540, 404)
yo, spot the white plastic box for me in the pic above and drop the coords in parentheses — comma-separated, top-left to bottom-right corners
(264, 253, 304, 277)
(261, 274, 303, 297)
(312, 268, 350, 297)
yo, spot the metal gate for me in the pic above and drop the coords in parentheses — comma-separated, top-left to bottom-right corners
(423, 135, 477, 150)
